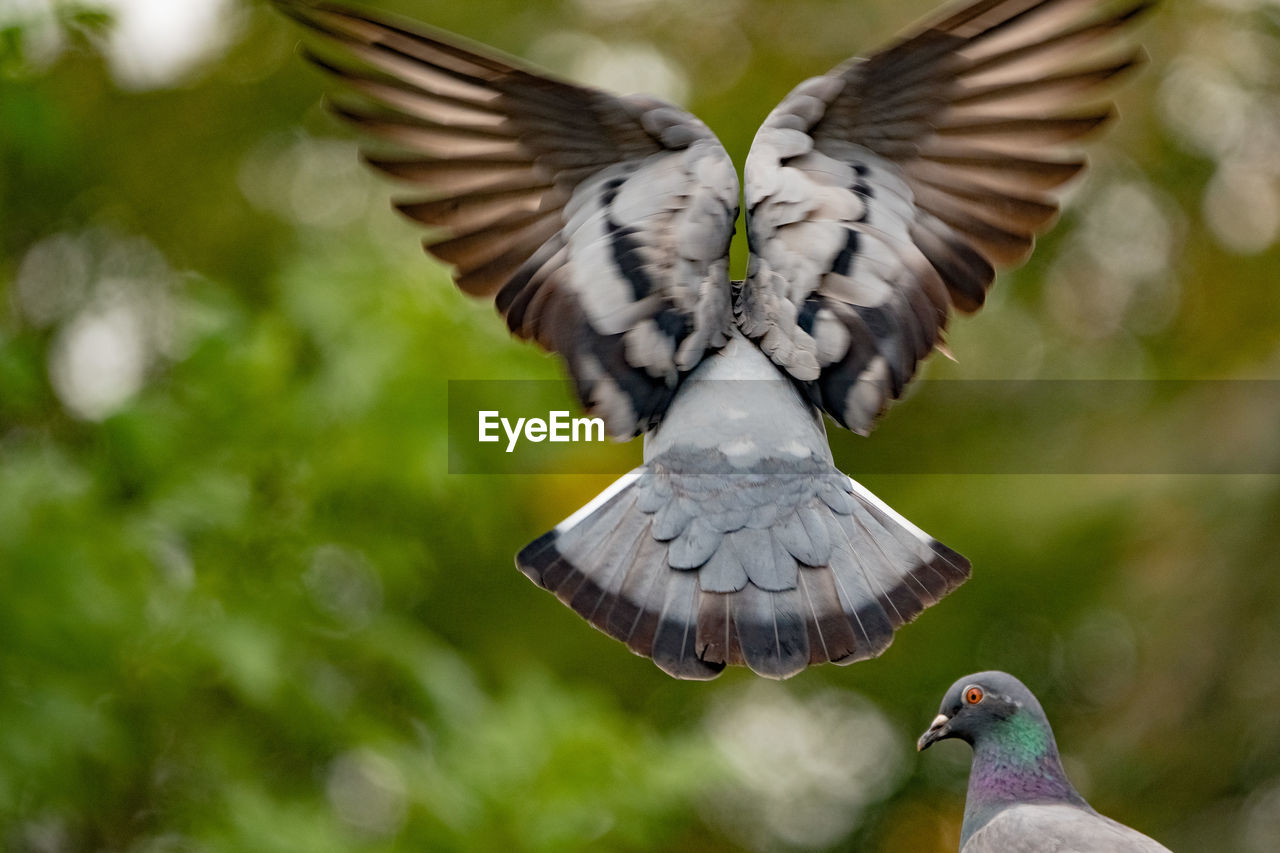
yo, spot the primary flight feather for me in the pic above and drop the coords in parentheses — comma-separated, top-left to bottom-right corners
(275, 0, 1149, 679)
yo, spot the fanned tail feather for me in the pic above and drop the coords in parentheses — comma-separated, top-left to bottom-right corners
(516, 466, 970, 680)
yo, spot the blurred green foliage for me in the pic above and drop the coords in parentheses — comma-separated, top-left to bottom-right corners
(1, 0, 1279, 851)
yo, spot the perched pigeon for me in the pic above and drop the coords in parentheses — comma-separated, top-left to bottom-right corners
(918, 671, 1173, 852)
(275, 0, 1149, 679)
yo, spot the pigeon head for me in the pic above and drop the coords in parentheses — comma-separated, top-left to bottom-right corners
(915, 671, 1172, 850)
(916, 670, 1050, 752)
(918, 671, 1171, 850)
(918, 671, 1090, 845)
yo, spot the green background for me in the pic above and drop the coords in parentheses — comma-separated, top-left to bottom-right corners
(2, 0, 1279, 850)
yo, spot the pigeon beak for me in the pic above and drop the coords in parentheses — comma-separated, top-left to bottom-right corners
(917, 714, 951, 752)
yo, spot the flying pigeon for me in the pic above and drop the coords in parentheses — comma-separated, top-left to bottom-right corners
(275, 0, 1149, 679)
(918, 671, 1173, 852)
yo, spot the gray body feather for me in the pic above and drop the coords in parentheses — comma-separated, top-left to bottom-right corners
(964, 805, 1172, 853)
(278, 0, 1148, 678)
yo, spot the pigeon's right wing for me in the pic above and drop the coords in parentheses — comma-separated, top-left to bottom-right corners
(740, 0, 1151, 433)
(277, 1, 739, 437)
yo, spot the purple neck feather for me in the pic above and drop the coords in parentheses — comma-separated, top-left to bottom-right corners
(967, 743, 1080, 804)
(960, 718, 1092, 845)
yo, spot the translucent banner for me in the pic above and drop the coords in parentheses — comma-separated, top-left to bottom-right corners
(447, 379, 1280, 475)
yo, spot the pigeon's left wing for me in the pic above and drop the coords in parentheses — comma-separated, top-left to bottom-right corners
(740, 0, 1151, 433)
(276, 1, 739, 437)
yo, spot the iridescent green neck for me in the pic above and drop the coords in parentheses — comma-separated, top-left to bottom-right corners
(960, 710, 1091, 846)
(990, 709, 1053, 762)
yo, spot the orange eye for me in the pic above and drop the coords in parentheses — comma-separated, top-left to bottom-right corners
(964, 686, 984, 704)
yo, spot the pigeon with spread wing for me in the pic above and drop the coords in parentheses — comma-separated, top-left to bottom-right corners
(275, 0, 1149, 679)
